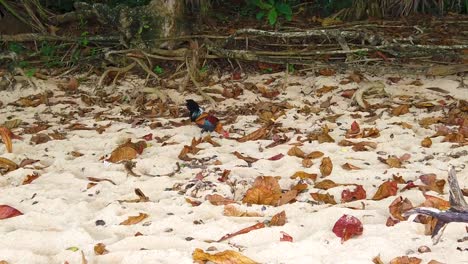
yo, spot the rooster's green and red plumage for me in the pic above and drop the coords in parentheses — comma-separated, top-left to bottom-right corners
(186, 99, 229, 137)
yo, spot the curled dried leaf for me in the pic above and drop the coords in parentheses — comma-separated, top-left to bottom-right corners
(119, 213, 148, 225)
(237, 126, 269, 142)
(223, 204, 262, 217)
(291, 171, 317, 180)
(320, 157, 333, 177)
(310, 192, 337, 205)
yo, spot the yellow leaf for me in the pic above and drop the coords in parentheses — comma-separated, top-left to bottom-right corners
(193, 248, 259, 264)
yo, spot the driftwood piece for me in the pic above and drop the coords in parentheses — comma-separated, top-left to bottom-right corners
(404, 166, 468, 245)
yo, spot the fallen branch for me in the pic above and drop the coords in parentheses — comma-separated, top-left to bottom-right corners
(404, 166, 468, 245)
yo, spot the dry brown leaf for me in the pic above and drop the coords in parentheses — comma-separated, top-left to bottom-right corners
(352, 141, 378, 151)
(30, 133, 51, 145)
(372, 255, 385, 264)
(314, 179, 340, 190)
(0, 261, 9, 264)
(0, 157, 18, 174)
(310, 192, 337, 205)
(87, 177, 116, 185)
(316, 85, 338, 96)
(320, 157, 333, 177)
(379, 156, 402, 168)
(242, 176, 281, 206)
(287, 146, 306, 158)
(302, 158, 313, 168)
(317, 126, 335, 143)
(421, 137, 432, 148)
(419, 174, 445, 194)
(0, 126, 13, 153)
(372, 181, 398, 201)
(319, 68, 336, 76)
(193, 248, 258, 264)
(206, 194, 236, 206)
(341, 163, 361, 170)
(237, 126, 269, 142)
(290, 171, 317, 180)
(278, 189, 298, 206)
(389, 196, 413, 221)
(119, 213, 148, 225)
(94, 243, 108, 255)
(270, 210, 287, 226)
(223, 204, 263, 217)
(391, 104, 410, 116)
(306, 151, 324, 159)
(389, 256, 422, 264)
(420, 194, 450, 210)
(232, 151, 259, 164)
(87, 182, 97, 189)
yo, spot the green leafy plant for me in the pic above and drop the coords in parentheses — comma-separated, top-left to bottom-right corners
(153, 65, 164, 75)
(79, 31, 89, 47)
(248, 0, 292, 26)
(287, 64, 295, 73)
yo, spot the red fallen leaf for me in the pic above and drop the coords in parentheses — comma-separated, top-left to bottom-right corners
(217, 222, 265, 242)
(0, 205, 23, 220)
(280, 231, 293, 242)
(332, 214, 363, 243)
(341, 185, 367, 203)
(267, 153, 284, 161)
(218, 169, 231, 182)
(142, 133, 153, 141)
(232, 71, 242, 80)
(401, 181, 418, 192)
(341, 89, 357, 98)
(350, 121, 360, 134)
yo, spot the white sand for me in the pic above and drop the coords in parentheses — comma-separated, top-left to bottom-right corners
(0, 72, 467, 264)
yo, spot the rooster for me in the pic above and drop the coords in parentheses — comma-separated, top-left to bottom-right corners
(186, 99, 229, 138)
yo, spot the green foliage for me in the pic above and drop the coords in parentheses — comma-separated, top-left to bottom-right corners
(153, 65, 164, 75)
(8, 43, 25, 54)
(287, 64, 295, 73)
(247, 0, 292, 26)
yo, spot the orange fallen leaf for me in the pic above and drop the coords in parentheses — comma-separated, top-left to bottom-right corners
(302, 158, 313, 168)
(237, 126, 269, 142)
(278, 189, 298, 206)
(314, 179, 340, 190)
(22, 172, 40, 185)
(232, 151, 259, 164)
(287, 146, 306, 158)
(193, 248, 258, 264)
(389, 196, 413, 221)
(242, 176, 281, 206)
(389, 256, 422, 264)
(320, 157, 333, 177)
(217, 222, 265, 242)
(306, 151, 324, 159)
(94, 243, 108, 255)
(421, 137, 432, 148)
(391, 104, 410, 116)
(223, 204, 263, 217)
(290, 171, 317, 180)
(372, 181, 398, 201)
(206, 194, 236, 206)
(420, 194, 450, 210)
(0, 126, 13, 153)
(119, 213, 148, 225)
(341, 163, 361, 170)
